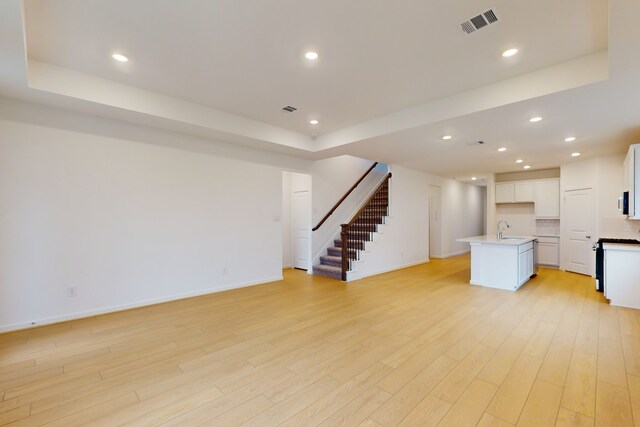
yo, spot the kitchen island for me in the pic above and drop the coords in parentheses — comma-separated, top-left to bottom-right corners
(457, 235, 538, 291)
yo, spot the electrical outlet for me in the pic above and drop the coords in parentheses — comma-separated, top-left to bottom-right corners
(66, 287, 78, 297)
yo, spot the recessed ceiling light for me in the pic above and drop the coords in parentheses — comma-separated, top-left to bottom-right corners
(305, 51, 319, 60)
(472, 177, 477, 181)
(112, 53, 128, 63)
(515, 159, 524, 164)
(502, 48, 519, 58)
(309, 120, 319, 125)
(523, 165, 531, 169)
(442, 135, 452, 140)
(529, 116, 543, 123)
(498, 147, 507, 152)
(572, 152, 581, 157)
(564, 137, 576, 142)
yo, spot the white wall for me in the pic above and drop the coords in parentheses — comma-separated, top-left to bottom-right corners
(310, 160, 388, 263)
(495, 204, 560, 237)
(440, 178, 486, 257)
(0, 98, 486, 329)
(560, 154, 640, 275)
(310, 156, 375, 226)
(355, 166, 430, 277)
(595, 154, 640, 238)
(485, 174, 497, 236)
(491, 169, 561, 238)
(0, 99, 315, 173)
(0, 100, 385, 330)
(0, 114, 287, 331)
(561, 159, 598, 193)
(307, 158, 486, 266)
(355, 165, 486, 278)
(496, 204, 536, 235)
(481, 187, 488, 235)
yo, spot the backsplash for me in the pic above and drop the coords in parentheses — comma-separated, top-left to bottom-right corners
(536, 219, 561, 236)
(496, 204, 560, 237)
(599, 216, 640, 239)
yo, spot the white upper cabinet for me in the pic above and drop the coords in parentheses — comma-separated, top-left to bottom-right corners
(495, 183, 515, 204)
(624, 147, 634, 192)
(495, 180, 550, 205)
(496, 182, 534, 204)
(625, 144, 640, 219)
(514, 182, 534, 203)
(534, 179, 560, 218)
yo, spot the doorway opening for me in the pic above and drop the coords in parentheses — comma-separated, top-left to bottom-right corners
(282, 171, 312, 271)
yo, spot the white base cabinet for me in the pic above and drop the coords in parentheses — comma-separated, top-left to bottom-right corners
(536, 236, 560, 267)
(604, 244, 640, 309)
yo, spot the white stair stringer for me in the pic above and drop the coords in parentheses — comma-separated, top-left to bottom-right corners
(345, 218, 391, 282)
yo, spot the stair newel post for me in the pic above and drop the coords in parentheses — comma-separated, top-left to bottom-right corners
(340, 224, 349, 281)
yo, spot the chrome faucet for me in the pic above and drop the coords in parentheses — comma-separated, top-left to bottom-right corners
(497, 220, 510, 240)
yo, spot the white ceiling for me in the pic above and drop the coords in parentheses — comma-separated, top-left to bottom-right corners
(24, 0, 607, 135)
(1, 0, 638, 181)
(329, 78, 640, 180)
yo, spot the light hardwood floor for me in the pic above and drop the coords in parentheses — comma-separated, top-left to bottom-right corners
(1, 255, 639, 426)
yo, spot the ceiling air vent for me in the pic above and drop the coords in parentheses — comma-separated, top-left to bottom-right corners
(484, 9, 498, 24)
(461, 9, 499, 34)
(281, 105, 298, 113)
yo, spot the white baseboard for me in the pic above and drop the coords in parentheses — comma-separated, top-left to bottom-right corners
(0, 275, 283, 333)
(350, 259, 430, 281)
(439, 249, 470, 259)
(470, 280, 516, 291)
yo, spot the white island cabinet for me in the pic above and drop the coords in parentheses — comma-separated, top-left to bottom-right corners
(457, 236, 538, 291)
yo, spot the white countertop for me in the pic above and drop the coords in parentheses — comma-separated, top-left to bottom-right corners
(603, 243, 640, 252)
(533, 234, 560, 238)
(457, 235, 537, 246)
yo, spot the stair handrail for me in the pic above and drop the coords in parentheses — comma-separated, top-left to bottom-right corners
(312, 162, 379, 232)
(340, 173, 392, 280)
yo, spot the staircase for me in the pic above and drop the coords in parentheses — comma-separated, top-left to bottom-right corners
(313, 175, 390, 281)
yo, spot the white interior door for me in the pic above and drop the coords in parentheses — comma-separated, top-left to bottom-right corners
(293, 190, 311, 270)
(564, 188, 595, 275)
(428, 185, 442, 258)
